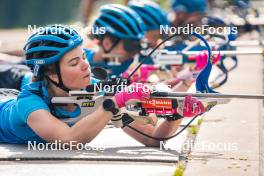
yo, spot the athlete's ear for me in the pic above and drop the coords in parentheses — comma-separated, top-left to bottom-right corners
(48, 74, 58, 82)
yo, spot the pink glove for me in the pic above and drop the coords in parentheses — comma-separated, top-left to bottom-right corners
(182, 95, 205, 117)
(114, 83, 150, 108)
(140, 65, 158, 83)
(122, 72, 140, 83)
(194, 51, 207, 71)
(189, 51, 221, 71)
(122, 64, 158, 83)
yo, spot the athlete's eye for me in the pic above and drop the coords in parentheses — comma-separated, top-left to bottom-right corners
(68, 57, 79, 66)
(70, 60, 78, 66)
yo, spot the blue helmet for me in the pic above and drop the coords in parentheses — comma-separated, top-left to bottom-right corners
(234, 0, 249, 8)
(24, 25, 83, 73)
(128, 0, 169, 31)
(171, 0, 207, 13)
(91, 4, 145, 40)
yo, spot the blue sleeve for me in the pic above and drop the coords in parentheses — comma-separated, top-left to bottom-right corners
(16, 95, 50, 123)
(84, 48, 95, 63)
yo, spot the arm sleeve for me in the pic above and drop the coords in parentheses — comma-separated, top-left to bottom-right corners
(16, 95, 50, 123)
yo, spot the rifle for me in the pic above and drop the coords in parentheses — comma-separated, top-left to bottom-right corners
(51, 32, 264, 141)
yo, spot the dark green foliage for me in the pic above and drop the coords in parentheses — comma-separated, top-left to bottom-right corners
(0, 0, 81, 28)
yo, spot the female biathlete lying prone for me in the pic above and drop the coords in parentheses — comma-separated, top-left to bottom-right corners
(0, 25, 204, 147)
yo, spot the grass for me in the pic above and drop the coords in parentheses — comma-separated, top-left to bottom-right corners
(173, 162, 186, 176)
(197, 118, 203, 126)
(188, 125, 199, 135)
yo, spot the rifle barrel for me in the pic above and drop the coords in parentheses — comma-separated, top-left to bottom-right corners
(151, 92, 264, 99)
